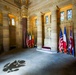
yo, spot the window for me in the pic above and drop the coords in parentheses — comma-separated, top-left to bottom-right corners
(45, 16, 48, 24)
(60, 11, 64, 21)
(12, 18, 15, 26)
(67, 9, 72, 20)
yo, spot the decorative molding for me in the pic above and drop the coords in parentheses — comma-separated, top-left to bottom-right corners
(28, 0, 70, 16)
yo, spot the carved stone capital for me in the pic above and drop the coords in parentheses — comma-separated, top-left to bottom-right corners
(21, 5, 28, 18)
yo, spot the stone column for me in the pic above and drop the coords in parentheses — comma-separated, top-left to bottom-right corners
(72, 0, 76, 56)
(27, 16, 30, 34)
(2, 11, 9, 52)
(16, 17, 20, 48)
(36, 12, 42, 49)
(15, 16, 22, 48)
(21, 5, 28, 48)
(19, 17, 23, 48)
(51, 6, 57, 52)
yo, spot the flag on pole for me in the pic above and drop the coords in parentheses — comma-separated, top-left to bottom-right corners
(68, 26, 74, 55)
(59, 29, 63, 52)
(63, 27, 67, 53)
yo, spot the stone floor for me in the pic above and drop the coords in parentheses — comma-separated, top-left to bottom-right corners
(0, 48, 76, 75)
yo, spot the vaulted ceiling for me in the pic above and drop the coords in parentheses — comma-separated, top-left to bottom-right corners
(1, 0, 30, 9)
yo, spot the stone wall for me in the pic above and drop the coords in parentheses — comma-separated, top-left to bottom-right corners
(0, 0, 76, 56)
(72, 0, 76, 56)
(0, 25, 3, 53)
(0, 12, 3, 53)
(28, 0, 76, 55)
(0, 0, 22, 53)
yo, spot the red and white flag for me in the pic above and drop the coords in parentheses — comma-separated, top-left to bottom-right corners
(63, 27, 67, 53)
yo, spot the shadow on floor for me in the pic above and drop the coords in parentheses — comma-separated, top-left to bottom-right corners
(3, 60, 25, 73)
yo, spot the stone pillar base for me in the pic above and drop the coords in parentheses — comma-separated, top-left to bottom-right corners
(37, 46, 42, 49)
(51, 47, 57, 52)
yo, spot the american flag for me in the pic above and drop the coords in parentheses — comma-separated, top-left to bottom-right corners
(59, 29, 63, 52)
(68, 26, 74, 55)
